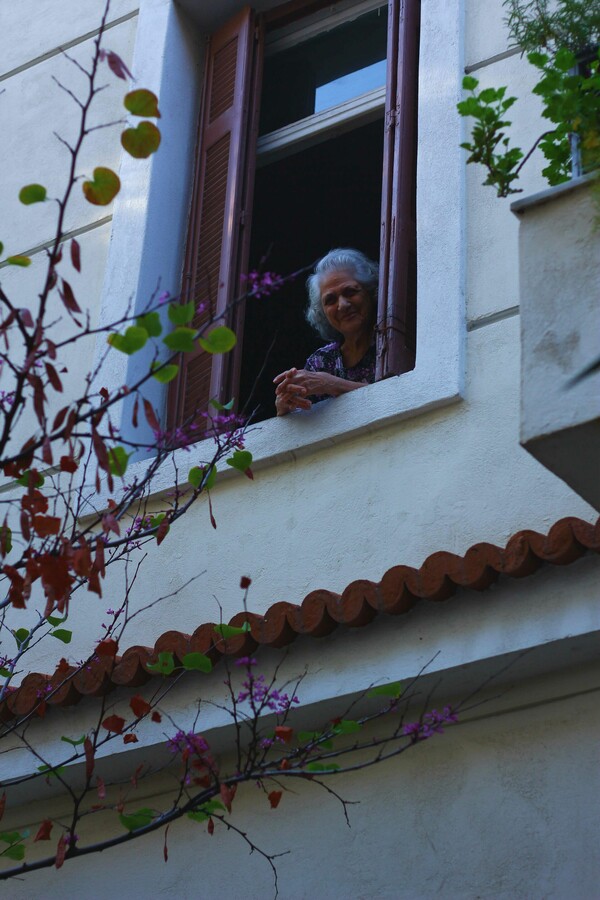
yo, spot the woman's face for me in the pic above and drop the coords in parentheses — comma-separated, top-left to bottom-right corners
(319, 269, 374, 341)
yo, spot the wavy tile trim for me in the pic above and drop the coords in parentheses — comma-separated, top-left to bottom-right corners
(3, 516, 599, 722)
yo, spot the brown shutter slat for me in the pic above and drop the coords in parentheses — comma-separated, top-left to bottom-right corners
(377, 0, 420, 379)
(169, 7, 257, 432)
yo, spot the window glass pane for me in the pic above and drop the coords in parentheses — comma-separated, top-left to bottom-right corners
(260, 6, 388, 134)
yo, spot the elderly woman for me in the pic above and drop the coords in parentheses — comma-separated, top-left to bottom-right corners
(274, 248, 378, 416)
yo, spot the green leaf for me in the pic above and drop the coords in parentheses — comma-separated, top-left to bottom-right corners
(209, 397, 235, 412)
(136, 311, 162, 337)
(50, 628, 72, 644)
(83, 167, 120, 206)
(19, 184, 47, 204)
(146, 651, 175, 676)
(181, 652, 213, 673)
(2, 843, 25, 861)
(14, 628, 29, 650)
(332, 719, 362, 735)
(46, 613, 68, 626)
(124, 89, 161, 118)
(7, 255, 31, 267)
(0, 667, 11, 678)
(198, 326, 237, 354)
(168, 301, 195, 326)
(226, 449, 252, 473)
(121, 121, 161, 159)
(16, 470, 45, 488)
(213, 622, 251, 639)
(306, 762, 340, 772)
(188, 465, 216, 491)
(61, 734, 86, 747)
(107, 326, 148, 355)
(368, 681, 403, 699)
(151, 361, 179, 383)
(0, 831, 22, 845)
(107, 446, 130, 477)
(462, 75, 479, 91)
(188, 799, 226, 822)
(37, 764, 66, 777)
(0, 242, 3, 256)
(119, 807, 155, 831)
(163, 327, 196, 353)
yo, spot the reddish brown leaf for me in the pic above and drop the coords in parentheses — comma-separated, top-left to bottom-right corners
(96, 638, 118, 657)
(130, 694, 152, 718)
(105, 50, 133, 80)
(151, 711, 162, 723)
(240, 576, 252, 589)
(60, 455, 78, 473)
(132, 395, 139, 429)
(244, 467, 254, 480)
(55, 834, 67, 869)
(102, 512, 120, 536)
(219, 783, 236, 813)
(60, 279, 81, 314)
(268, 791, 282, 809)
(92, 429, 109, 472)
(163, 825, 170, 863)
(131, 763, 144, 788)
(102, 714, 126, 734)
(84, 737, 95, 780)
(96, 776, 106, 799)
(33, 515, 62, 537)
(56, 657, 70, 674)
(35, 818, 53, 841)
(207, 817, 214, 836)
(52, 405, 69, 433)
(70, 238, 81, 272)
(19, 308, 34, 328)
(156, 517, 170, 546)
(123, 733, 139, 744)
(20, 510, 31, 543)
(274, 725, 293, 745)
(45, 362, 63, 392)
(143, 398, 160, 432)
(279, 759, 290, 771)
(46, 339, 57, 359)
(42, 436, 53, 466)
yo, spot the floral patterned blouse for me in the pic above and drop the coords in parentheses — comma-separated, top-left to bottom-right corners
(304, 341, 376, 402)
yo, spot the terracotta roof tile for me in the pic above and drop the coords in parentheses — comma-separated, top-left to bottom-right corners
(3, 515, 599, 722)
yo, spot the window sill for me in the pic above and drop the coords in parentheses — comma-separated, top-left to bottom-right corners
(111, 364, 462, 505)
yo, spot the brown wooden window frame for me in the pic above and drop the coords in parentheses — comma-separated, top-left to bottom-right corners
(168, 0, 420, 432)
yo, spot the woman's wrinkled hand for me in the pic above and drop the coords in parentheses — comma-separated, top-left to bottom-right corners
(273, 367, 337, 416)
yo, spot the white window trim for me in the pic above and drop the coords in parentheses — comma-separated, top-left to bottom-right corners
(256, 85, 385, 165)
(94, 0, 465, 501)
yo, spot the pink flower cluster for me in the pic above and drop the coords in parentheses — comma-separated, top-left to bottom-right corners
(402, 706, 458, 741)
(241, 270, 284, 298)
(167, 729, 210, 756)
(236, 667, 300, 716)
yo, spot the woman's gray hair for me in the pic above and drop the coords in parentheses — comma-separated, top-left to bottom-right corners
(305, 248, 379, 341)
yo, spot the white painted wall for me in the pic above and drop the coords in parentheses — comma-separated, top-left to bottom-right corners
(1, 0, 599, 895)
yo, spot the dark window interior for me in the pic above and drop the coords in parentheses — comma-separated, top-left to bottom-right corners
(260, 7, 388, 133)
(239, 117, 384, 421)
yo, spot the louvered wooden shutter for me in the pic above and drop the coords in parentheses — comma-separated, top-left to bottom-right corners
(169, 7, 258, 429)
(377, 0, 420, 379)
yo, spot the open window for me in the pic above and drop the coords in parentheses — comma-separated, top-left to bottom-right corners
(169, 0, 420, 429)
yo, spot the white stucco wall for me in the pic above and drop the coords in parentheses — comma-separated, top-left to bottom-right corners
(1, 0, 599, 896)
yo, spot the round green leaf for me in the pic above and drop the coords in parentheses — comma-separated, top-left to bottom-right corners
(124, 89, 161, 118)
(7, 255, 31, 267)
(168, 301, 195, 326)
(19, 184, 47, 205)
(181, 652, 213, 673)
(163, 327, 196, 353)
(198, 326, 237, 354)
(121, 121, 161, 159)
(107, 446, 130, 477)
(151, 362, 179, 383)
(226, 449, 253, 473)
(136, 311, 162, 337)
(82, 167, 121, 206)
(107, 326, 148, 355)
